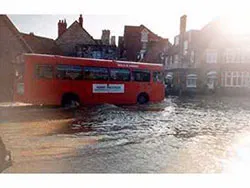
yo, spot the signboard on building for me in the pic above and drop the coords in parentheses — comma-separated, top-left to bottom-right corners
(93, 84, 124, 93)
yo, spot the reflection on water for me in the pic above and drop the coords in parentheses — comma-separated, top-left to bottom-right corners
(1, 96, 250, 172)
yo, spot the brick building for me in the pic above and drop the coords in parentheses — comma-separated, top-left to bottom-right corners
(120, 24, 171, 64)
(101, 30, 110, 45)
(55, 15, 96, 56)
(56, 15, 118, 60)
(166, 15, 250, 95)
(0, 14, 121, 101)
(143, 39, 171, 64)
(0, 15, 62, 101)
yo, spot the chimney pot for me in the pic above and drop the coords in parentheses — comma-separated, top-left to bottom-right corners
(79, 14, 83, 27)
(58, 18, 67, 38)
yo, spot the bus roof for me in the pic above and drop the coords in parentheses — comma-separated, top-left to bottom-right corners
(23, 53, 163, 68)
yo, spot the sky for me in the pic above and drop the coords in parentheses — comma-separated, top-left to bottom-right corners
(3, 0, 250, 44)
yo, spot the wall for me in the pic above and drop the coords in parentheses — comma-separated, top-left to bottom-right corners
(0, 17, 27, 101)
(56, 22, 96, 56)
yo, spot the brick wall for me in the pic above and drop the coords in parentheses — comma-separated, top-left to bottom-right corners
(56, 22, 96, 56)
(124, 32, 141, 61)
(0, 17, 27, 101)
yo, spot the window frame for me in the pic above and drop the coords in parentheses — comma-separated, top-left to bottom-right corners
(35, 64, 54, 80)
(206, 50, 217, 64)
(186, 74, 197, 88)
(153, 71, 164, 83)
(55, 64, 84, 80)
(83, 66, 109, 81)
(131, 69, 151, 82)
(223, 71, 250, 88)
(109, 68, 131, 82)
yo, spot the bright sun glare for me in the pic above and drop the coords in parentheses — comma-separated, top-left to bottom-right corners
(221, 14, 250, 35)
(223, 133, 250, 173)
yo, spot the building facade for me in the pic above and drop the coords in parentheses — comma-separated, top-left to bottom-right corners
(0, 15, 62, 101)
(56, 15, 118, 60)
(166, 15, 250, 96)
(121, 25, 171, 63)
(0, 14, 119, 101)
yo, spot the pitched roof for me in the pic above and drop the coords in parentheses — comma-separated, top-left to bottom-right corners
(140, 24, 162, 40)
(95, 39, 103, 45)
(56, 20, 96, 44)
(124, 24, 162, 41)
(1, 15, 63, 55)
(20, 32, 63, 55)
(0, 15, 33, 53)
(124, 25, 141, 33)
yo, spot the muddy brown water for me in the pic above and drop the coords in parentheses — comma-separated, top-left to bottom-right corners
(1, 96, 250, 173)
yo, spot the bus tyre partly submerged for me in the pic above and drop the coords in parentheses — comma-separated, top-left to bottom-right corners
(61, 93, 80, 108)
(137, 93, 149, 104)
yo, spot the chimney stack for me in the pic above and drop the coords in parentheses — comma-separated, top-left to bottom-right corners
(101, 30, 110, 45)
(180, 15, 187, 35)
(58, 19, 67, 38)
(79, 14, 83, 27)
(111, 36, 116, 46)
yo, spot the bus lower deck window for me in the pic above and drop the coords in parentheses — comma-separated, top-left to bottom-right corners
(110, 68, 130, 81)
(84, 66, 109, 80)
(35, 65, 53, 79)
(56, 65, 83, 80)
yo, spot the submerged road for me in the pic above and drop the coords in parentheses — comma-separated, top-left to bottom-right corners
(1, 96, 250, 173)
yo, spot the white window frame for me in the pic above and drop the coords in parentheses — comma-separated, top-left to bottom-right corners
(174, 54, 179, 64)
(224, 49, 241, 64)
(183, 40, 188, 55)
(169, 56, 173, 64)
(206, 50, 217, 64)
(223, 71, 250, 88)
(190, 51, 195, 63)
(186, 74, 197, 88)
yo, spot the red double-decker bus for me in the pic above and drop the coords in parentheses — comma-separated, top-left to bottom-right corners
(14, 54, 165, 106)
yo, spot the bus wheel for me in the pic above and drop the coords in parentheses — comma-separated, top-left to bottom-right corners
(137, 93, 149, 104)
(61, 93, 80, 108)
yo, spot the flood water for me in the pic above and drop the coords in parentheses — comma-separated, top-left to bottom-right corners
(1, 96, 250, 173)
